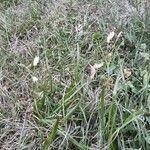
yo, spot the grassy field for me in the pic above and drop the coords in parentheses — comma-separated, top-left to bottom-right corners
(0, 0, 150, 149)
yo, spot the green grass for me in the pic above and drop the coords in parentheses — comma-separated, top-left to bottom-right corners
(0, 0, 150, 149)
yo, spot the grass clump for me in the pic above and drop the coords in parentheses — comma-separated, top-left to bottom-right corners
(0, 0, 150, 149)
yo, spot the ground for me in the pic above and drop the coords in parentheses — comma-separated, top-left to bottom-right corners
(0, 0, 150, 149)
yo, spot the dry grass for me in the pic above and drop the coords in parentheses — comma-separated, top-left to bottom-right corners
(0, 0, 150, 149)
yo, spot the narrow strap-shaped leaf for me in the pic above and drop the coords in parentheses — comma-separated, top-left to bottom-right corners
(43, 117, 60, 150)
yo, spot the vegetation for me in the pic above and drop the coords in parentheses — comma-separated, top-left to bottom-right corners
(0, 0, 150, 149)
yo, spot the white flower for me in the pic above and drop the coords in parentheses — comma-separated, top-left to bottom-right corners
(32, 76, 38, 82)
(89, 63, 104, 79)
(107, 52, 112, 57)
(93, 63, 104, 69)
(123, 69, 132, 79)
(107, 31, 115, 43)
(75, 24, 83, 37)
(33, 56, 39, 67)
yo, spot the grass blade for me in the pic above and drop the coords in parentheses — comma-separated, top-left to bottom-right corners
(43, 117, 60, 150)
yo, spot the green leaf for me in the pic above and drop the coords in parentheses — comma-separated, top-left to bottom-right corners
(43, 117, 60, 150)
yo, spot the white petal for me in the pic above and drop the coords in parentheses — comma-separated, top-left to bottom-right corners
(33, 56, 39, 67)
(32, 76, 38, 82)
(123, 69, 132, 78)
(107, 31, 115, 43)
(89, 64, 96, 79)
(93, 63, 104, 69)
(89, 63, 104, 79)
